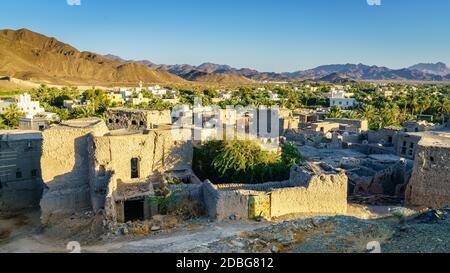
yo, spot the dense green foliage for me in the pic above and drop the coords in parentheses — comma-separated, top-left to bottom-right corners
(193, 140, 302, 184)
(0, 104, 25, 128)
(216, 86, 329, 110)
(350, 84, 450, 129)
(1, 82, 448, 130)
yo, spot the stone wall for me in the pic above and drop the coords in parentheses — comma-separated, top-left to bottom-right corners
(406, 137, 450, 208)
(40, 119, 109, 222)
(104, 174, 119, 223)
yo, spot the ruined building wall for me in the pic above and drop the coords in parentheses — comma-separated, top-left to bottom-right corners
(90, 129, 193, 183)
(40, 119, 109, 222)
(406, 141, 450, 208)
(104, 174, 119, 224)
(324, 118, 369, 132)
(395, 133, 421, 159)
(89, 129, 193, 212)
(367, 161, 407, 195)
(280, 117, 300, 135)
(367, 128, 400, 146)
(270, 169, 348, 218)
(202, 181, 250, 221)
(349, 143, 396, 156)
(350, 160, 408, 196)
(106, 109, 172, 130)
(0, 132, 43, 214)
(202, 164, 348, 221)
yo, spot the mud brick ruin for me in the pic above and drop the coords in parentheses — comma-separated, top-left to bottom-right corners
(203, 162, 347, 221)
(1, 108, 449, 226)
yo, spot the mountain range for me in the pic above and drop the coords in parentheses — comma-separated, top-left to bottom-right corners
(1, 28, 450, 86)
(0, 29, 185, 86)
(105, 56, 450, 83)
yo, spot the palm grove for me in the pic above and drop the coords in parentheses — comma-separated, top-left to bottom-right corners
(1, 83, 449, 131)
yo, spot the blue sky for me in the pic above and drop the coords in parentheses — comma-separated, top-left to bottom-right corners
(1, 0, 449, 72)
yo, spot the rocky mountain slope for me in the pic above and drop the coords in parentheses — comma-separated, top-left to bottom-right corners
(0, 29, 186, 86)
(181, 70, 255, 84)
(409, 62, 450, 76)
(3, 28, 449, 85)
(129, 60, 450, 82)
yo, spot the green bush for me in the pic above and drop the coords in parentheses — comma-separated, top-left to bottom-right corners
(193, 140, 302, 184)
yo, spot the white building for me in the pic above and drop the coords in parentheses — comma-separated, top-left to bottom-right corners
(269, 92, 280, 101)
(330, 90, 357, 110)
(0, 93, 45, 116)
(120, 90, 134, 101)
(219, 92, 232, 100)
(0, 99, 14, 113)
(148, 85, 167, 97)
(131, 93, 150, 105)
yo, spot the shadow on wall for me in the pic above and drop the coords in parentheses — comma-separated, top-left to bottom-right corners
(0, 136, 44, 215)
(40, 136, 94, 221)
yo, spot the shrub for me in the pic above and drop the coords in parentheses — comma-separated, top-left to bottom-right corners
(193, 140, 302, 184)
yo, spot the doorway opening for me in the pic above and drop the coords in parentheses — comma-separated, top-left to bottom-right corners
(124, 199, 144, 222)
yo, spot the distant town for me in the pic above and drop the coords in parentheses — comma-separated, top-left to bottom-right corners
(1, 78, 449, 253)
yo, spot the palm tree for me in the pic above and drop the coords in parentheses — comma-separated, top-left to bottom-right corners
(416, 95, 431, 115)
(345, 110, 360, 119)
(327, 106, 344, 118)
(3, 104, 25, 128)
(0, 116, 9, 129)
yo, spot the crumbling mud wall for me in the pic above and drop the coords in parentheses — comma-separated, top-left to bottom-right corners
(90, 129, 192, 185)
(395, 133, 422, 159)
(324, 118, 369, 133)
(367, 127, 401, 146)
(40, 119, 109, 223)
(0, 131, 44, 215)
(343, 158, 410, 196)
(406, 138, 450, 208)
(203, 181, 250, 221)
(202, 163, 348, 221)
(104, 174, 119, 224)
(106, 108, 172, 130)
(270, 164, 348, 218)
(89, 128, 193, 212)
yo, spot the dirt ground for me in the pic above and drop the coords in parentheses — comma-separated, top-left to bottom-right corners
(0, 210, 269, 253)
(198, 208, 450, 253)
(0, 204, 447, 253)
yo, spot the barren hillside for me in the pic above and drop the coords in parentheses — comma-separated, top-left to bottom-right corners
(0, 29, 186, 86)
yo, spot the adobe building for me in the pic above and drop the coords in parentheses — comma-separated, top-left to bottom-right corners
(40, 118, 109, 222)
(367, 127, 402, 148)
(405, 129, 450, 208)
(0, 130, 44, 215)
(89, 126, 193, 217)
(38, 109, 194, 224)
(19, 116, 51, 131)
(324, 118, 369, 134)
(203, 162, 348, 221)
(296, 112, 318, 128)
(106, 108, 172, 130)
